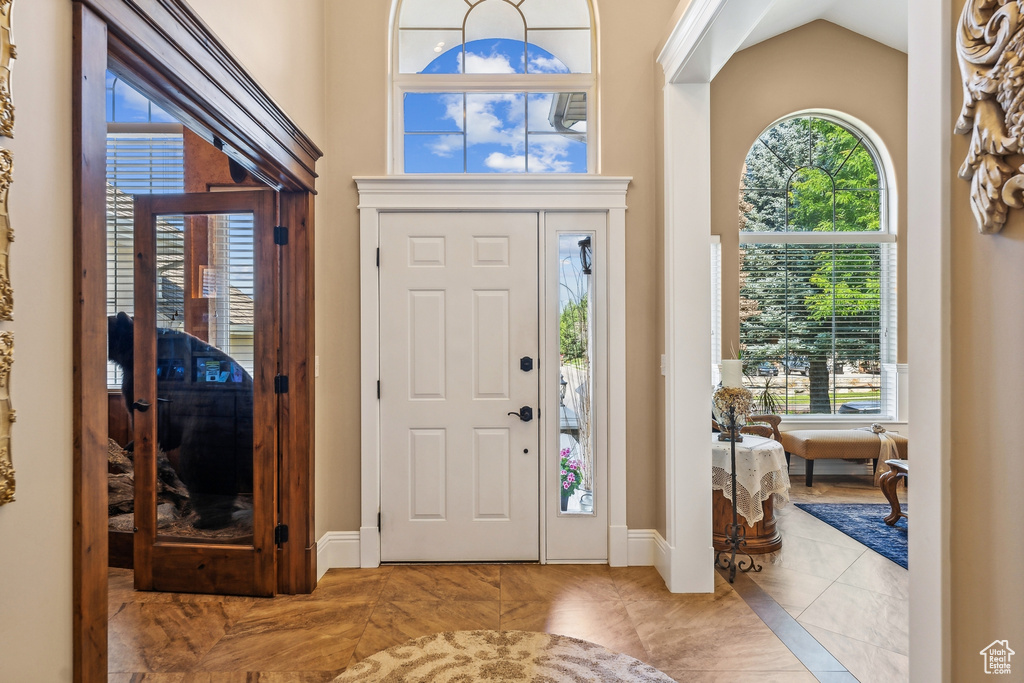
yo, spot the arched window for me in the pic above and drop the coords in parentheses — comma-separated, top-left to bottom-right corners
(393, 0, 595, 173)
(738, 114, 897, 417)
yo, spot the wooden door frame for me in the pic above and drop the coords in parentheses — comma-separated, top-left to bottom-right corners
(72, 2, 321, 680)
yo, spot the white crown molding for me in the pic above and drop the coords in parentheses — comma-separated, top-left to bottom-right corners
(657, 0, 778, 84)
(354, 176, 631, 210)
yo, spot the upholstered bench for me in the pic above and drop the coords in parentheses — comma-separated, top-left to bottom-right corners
(779, 430, 908, 487)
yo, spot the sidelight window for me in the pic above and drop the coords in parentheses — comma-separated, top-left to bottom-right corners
(557, 232, 594, 515)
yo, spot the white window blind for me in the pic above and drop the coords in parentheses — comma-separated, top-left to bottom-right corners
(106, 132, 185, 387)
(207, 214, 256, 376)
(739, 239, 896, 416)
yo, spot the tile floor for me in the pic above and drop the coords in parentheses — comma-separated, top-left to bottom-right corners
(107, 474, 908, 682)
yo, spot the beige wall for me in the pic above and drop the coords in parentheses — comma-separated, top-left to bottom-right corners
(711, 21, 909, 365)
(310, 0, 679, 533)
(949, 4, 1024, 675)
(597, 0, 680, 529)
(188, 0, 327, 147)
(0, 0, 75, 679)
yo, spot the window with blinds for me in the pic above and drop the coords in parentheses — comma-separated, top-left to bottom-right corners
(106, 72, 185, 388)
(105, 72, 259, 388)
(738, 115, 896, 417)
(711, 237, 722, 387)
(106, 134, 185, 388)
(205, 213, 256, 375)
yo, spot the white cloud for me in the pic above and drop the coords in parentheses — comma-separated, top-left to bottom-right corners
(528, 56, 568, 74)
(484, 153, 527, 172)
(461, 51, 517, 74)
(427, 134, 463, 158)
(484, 136, 579, 173)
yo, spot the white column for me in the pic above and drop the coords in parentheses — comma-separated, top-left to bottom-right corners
(907, 0, 952, 679)
(662, 82, 714, 593)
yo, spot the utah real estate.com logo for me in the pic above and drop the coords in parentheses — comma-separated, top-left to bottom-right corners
(980, 640, 1015, 675)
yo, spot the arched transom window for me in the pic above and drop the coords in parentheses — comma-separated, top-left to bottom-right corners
(394, 0, 595, 173)
(738, 114, 897, 418)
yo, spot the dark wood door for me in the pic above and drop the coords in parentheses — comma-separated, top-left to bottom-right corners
(131, 191, 278, 596)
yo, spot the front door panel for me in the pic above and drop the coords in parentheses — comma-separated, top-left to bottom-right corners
(380, 212, 539, 562)
(132, 191, 277, 596)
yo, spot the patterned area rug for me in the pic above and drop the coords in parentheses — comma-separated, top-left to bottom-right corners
(334, 630, 675, 682)
(796, 503, 908, 569)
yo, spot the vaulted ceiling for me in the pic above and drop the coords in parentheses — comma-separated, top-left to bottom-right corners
(739, 0, 908, 54)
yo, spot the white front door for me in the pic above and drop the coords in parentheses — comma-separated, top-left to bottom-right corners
(379, 212, 539, 562)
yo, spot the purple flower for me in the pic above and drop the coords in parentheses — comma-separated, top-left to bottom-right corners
(563, 481, 570, 490)
(560, 469, 567, 477)
(560, 447, 571, 457)
(566, 472, 575, 484)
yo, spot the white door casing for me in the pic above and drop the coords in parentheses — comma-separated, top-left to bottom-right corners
(379, 212, 540, 561)
(356, 176, 630, 569)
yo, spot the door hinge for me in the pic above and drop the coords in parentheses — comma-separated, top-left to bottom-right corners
(275, 375, 289, 394)
(274, 523, 289, 546)
(377, 512, 381, 531)
(274, 226, 289, 245)
(376, 247, 380, 268)
(377, 380, 380, 399)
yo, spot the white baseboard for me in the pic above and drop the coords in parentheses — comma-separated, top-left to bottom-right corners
(627, 529, 658, 566)
(318, 527, 667, 576)
(316, 531, 361, 579)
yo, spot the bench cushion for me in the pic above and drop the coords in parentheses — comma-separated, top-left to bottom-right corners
(780, 429, 908, 461)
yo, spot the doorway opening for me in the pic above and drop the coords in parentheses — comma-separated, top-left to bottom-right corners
(72, 2, 321, 679)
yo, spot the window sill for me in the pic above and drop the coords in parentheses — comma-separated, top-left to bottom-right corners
(776, 415, 906, 432)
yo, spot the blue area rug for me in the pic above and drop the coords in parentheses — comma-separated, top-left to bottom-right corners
(795, 503, 908, 569)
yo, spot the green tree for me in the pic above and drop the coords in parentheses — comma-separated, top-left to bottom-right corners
(739, 117, 882, 414)
(560, 294, 589, 362)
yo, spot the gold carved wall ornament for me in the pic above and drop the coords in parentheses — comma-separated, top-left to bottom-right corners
(956, 0, 1024, 234)
(0, 0, 13, 139)
(0, 148, 11, 320)
(0, 332, 14, 505)
(0, 0, 11, 505)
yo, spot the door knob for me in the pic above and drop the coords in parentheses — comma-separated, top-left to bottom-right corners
(507, 406, 533, 422)
(132, 399, 152, 413)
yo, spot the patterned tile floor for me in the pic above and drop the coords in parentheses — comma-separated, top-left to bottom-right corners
(108, 475, 908, 682)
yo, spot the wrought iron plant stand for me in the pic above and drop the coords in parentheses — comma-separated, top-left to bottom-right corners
(714, 405, 762, 583)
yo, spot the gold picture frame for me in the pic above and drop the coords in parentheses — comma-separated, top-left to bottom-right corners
(0, 0, 13, 139)
(0, 332, 14, 505)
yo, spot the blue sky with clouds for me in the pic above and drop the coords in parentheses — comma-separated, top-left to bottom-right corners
(405, 39, 587, 173)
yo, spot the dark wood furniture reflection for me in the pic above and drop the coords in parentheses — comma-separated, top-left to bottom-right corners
(879, 458, 908, 526)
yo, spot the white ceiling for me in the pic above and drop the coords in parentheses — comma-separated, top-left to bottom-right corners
(738, 0, 908, 54)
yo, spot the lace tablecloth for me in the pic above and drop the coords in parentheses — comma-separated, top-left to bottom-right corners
(711, 433, 791, 525)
